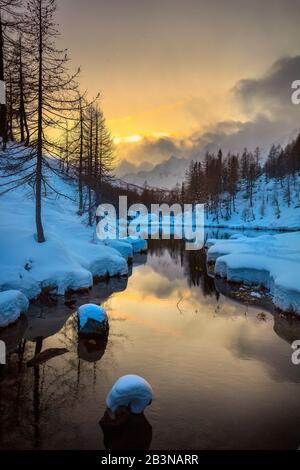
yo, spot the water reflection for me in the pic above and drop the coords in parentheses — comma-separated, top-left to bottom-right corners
(100, 413, 152, 450)
(0, 276, 124, 449)
(0, 314, 27, 356)
(78, 335, 109, 363)
(0, 233, 300, 449)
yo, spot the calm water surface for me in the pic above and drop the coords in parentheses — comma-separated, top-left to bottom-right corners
(1, 232, 300, 450)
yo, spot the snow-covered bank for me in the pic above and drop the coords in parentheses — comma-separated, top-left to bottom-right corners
(0, 159, 147, 318)
(207, 232, 300, 314)
(0, 291, 29, 327)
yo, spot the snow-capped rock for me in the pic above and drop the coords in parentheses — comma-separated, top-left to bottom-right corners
(78, 304, 108, 335)
(0, 290, 29, 328)
(106, 374, 153, 414)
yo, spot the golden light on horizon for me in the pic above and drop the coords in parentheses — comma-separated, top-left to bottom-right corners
(113, 134, 143, 145)
(113, 132, 171, 145)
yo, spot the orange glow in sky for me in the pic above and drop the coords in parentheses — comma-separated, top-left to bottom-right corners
(58, 0, 300, 163)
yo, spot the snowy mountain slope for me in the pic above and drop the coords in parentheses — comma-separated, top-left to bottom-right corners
(204, 175, 300, 230)
(122, 159, 300, 231)
(123, 155, 187, 189)
(124, 163, 300, 230)
(0, 181, 127, 299)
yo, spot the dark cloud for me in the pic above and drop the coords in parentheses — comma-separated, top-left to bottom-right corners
(132, 137, 187, 162)
(198, 56, 300, 155)
(116, 136, 189, 171)
(192, 115, 297, 157)
(146, 137, 183, 156)
(234, 55, 300, 118)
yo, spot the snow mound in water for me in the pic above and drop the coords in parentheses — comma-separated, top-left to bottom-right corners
(207, 232, 300, 314)
(103, 239, 133, 261)
(78, 304, 107, 328)
(0, 290, 29, 327)
(122, 237, 147, 253)
(106, 374, 153, 414)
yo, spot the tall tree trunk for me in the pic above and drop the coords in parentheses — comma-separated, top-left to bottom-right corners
(95, 112, 101, 224)
(36, 0, 45, 243)
(98, 127, 103, 203)
(78, 97, 83, 214)
(19, 37, 29, 145)
(7, 72, 13, 140)
(0, 11, 7, 149)
(95, 111, 99, 205)
(88, 109, 93, 226)
(65, 120, 69, 173)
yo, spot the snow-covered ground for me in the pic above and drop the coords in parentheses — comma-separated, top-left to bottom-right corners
(205, 175, 300, 230)
(207, 232, 300, 314)
(124, 171, 300, 230)
(0, 153, 147, 327)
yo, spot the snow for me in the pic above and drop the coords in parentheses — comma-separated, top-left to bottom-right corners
(0, 150, 148, 312)
(0, 290, 29, 327)
(78, 304, 107, 328)
(122, 236, 147, 253)
(250, 291, 262, 298)
(125, 168, 300, 231)
(103, 239, 133, 261)
(106, 374, 153, 414)
(207, 232, 300, 314)
(204, 175, 300, 230)
(121, 155, 186, 190)
(0, 189, 128, 300)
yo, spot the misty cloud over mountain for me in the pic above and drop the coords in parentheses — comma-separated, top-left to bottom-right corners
(119, 56, 300, 188)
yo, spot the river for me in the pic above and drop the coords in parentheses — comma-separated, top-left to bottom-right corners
(0, 230, 300, 450)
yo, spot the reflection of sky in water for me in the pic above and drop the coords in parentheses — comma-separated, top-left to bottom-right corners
(1, 241, 300, 450)
(104, 248, 300, 449)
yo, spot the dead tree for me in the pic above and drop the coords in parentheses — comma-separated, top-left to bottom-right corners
(0, 0, 21, 149)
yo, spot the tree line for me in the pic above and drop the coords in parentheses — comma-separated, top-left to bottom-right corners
(0, 0, 115, 242)
(180, 136, 300, 221)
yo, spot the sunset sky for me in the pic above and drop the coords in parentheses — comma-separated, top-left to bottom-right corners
(58, 0, 300, 169)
